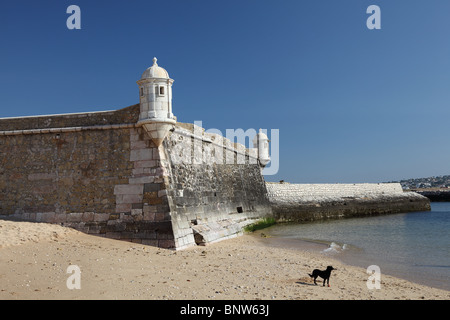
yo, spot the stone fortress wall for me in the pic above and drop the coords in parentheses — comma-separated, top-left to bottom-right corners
(266, 182, 431, 222)
(0, 104, 172, 247)
(0, 104, 272, 249)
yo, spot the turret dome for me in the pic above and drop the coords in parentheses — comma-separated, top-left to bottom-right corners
(141, 57, 170, 79)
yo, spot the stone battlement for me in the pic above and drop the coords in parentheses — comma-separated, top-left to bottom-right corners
(0, 104, 140, 132)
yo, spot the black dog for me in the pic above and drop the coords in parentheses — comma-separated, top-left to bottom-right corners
(308, 266, 336, 287)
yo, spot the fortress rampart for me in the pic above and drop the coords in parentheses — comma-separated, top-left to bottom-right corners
(0, 104, 272, 249)
(266, 182, 431, 222)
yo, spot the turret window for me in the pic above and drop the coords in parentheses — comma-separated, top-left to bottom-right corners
(155, 85, 166, 96)
(140, 87, 144, 96)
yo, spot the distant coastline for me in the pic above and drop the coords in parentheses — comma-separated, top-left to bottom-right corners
(412, 188, 450, 202)
(389, 174, 450, 190)
(387, 174, 450, 202)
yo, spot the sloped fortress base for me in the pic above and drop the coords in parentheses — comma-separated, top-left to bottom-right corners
(191, 218, 256, 246)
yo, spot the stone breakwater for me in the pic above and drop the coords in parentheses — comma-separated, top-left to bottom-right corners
(266, 183, 431, 222)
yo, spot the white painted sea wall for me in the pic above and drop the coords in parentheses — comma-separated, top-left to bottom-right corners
(265, 182, 430, 222)
(266, 183, 404, 202)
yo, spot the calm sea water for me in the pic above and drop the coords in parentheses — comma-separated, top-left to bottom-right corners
(265, 202, 450, 291)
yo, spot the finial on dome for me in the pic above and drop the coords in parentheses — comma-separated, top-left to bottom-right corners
(153, 57, 158, 66)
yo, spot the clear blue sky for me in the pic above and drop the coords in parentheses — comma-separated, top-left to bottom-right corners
(1, 0, 449, 183)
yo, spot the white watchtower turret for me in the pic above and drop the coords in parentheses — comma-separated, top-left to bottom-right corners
(252, 129, 271, 167)
(137, 57, 176, 146)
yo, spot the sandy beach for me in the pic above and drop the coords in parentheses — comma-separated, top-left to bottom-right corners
(0, 219, 448, 300)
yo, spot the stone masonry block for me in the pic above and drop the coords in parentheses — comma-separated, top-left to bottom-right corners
(129, 129, 141, 142)
(143, 212, 155, 221)
(144, 183, 161, 192)
(115, 203, 132, 213)
(155, 212, 168, 221)
(82, 212, 95, 222)
(67, 212, 83, 222)
(146, 196, 163, 205)
(116, 194, 143, 204)
(129, 176, 155, 184)
(152, 148, 161, 160)
(40, 212, 56, 223)
(132, 168, 145, 176)
(114, 184, 143, 195)
(130, 149, 153, 161)
(131, 208, 143, 215)
(119, 212, 133, 221)
(130, 140, 147, 150)
(133, 160, 157, 168)
(94, 213, 110, 222)
(54, 213, 68, 223)
(109, 213, 120, 220)
(143, 204, 157, 213)
(158, 240, 175, 249)
(132, 203, 143, 209)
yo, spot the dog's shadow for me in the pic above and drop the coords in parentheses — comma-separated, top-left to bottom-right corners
(295, 281, 316, 286)
(295, 277, 316, 286)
